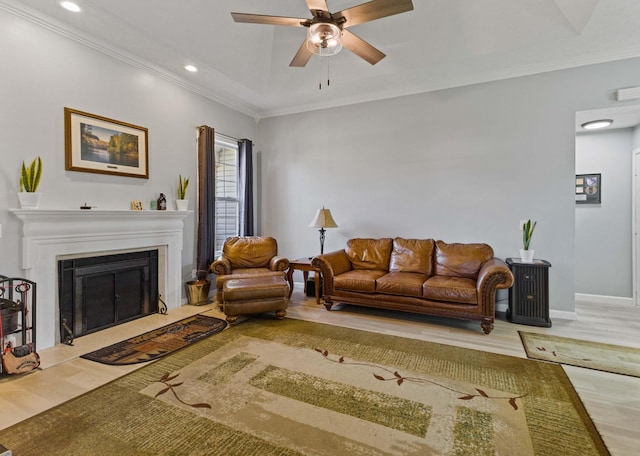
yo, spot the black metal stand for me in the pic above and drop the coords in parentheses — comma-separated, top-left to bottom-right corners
(0, 276, 37, 374)
(318, 228, 326, 255)
(158, 293, 168, 315)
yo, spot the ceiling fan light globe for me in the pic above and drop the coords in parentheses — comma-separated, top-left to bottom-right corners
(308, 23, 341, 43)
(306, 39, 342, 56)
(307, 22, 342, 56)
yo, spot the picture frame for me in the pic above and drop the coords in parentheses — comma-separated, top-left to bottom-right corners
(575, 173, 601, 204)
(65, 107, 149, 179)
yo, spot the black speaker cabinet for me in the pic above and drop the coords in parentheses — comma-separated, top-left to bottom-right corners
(506, 258, 552, 327)
(305, 276, 323, 298)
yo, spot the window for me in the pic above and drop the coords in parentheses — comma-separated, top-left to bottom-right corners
(214, 136, 239, 257)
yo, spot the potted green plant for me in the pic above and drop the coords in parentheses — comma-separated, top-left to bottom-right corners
(18, 156, 43, 208)
(176, 174, 189, 210)
(520, 219, 537, 263)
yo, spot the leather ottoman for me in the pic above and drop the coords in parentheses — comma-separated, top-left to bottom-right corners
(222, 276, 290, 325)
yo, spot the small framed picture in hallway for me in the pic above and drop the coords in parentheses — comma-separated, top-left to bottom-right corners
(575, 173, 601, 204)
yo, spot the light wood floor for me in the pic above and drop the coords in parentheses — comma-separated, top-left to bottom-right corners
(1, 290, 639, 455)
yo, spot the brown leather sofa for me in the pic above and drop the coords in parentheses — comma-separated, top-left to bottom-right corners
(312, 238, 514, 334)
(209, 236, 290, 304)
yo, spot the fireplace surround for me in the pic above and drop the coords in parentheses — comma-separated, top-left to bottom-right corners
(10, 209, 190, 349)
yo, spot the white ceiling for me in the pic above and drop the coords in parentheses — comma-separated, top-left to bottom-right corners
(3, 0, 640, 126)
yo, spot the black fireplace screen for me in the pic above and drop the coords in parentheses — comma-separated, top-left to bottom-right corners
(58, 250, 158, 342)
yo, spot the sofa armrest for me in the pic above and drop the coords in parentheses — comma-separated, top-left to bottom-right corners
(210, 256, 231, 275)
(270, 256, 290, 272)
(312, 250, 352, 295)
(476, 258, 514, 314)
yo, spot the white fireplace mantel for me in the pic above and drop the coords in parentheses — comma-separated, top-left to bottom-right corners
(10, 209, 191, 349)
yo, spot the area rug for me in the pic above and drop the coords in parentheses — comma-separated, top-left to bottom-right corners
(80, 314, 227, 365)
(519, 331, 640, 378)
(0, 318, 609, 455)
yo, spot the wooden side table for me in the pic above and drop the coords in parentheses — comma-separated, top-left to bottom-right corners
(287, 257, 321, 304)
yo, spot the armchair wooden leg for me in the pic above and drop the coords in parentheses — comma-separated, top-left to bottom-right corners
(323, 298, 334, 311)
(480, 317, 494, 335)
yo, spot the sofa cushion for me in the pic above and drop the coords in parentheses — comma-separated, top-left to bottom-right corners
(346, 238, 393, 271)
(435, 241, 493, 279)
(423, 276, 477, 304)
(223, 236, 277, 269)
(389, 238, 435, 275)
(376, 272, 427, 297)
(334, 269, 387, 293)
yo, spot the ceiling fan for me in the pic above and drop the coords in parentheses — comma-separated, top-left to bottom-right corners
(231, 0, 414, 67)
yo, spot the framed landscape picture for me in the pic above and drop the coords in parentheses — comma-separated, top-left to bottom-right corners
(575, 173, 601, 204)
(64, 107, 149, 179)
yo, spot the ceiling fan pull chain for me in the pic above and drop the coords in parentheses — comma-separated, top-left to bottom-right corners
(327, 57, 331, 87)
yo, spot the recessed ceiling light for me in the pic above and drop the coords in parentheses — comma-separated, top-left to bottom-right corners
(581, 119, 613, 130)
(60, 1, 81, 13)
(184, 65, 198, 72)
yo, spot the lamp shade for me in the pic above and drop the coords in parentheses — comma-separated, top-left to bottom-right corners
(309, 208, 338, 229)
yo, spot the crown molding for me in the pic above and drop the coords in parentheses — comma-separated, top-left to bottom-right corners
(3, 0, 640, 121)
(0, 1, 260, 120)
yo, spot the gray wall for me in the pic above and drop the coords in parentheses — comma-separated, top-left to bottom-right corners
(0, 9, 257, 286)
(257, 57, 640, 314)
(575, 129, 634, 297)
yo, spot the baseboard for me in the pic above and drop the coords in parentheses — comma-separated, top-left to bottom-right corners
(550, 309, 577, 320)
(496, 300, 508, 313)
(575, 293, 635, 306)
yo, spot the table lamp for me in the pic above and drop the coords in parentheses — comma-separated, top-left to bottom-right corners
(309, 207, 338, 254)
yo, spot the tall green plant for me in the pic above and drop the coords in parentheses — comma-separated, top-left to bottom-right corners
(177, 174, 189, 199)
(522, 219, 537, 250)
(19, 156, 42, 192)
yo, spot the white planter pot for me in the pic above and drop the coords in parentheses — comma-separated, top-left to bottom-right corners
(519, 249, 535, 263)
(176, 199, 188, 211)
(18, 192, 42, 209)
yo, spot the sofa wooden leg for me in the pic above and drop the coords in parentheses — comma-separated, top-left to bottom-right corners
(275, 310, 286, 320)
(226, 315, 238, 325)
(323, 300, 333, 311)
(481, 318, 494, 335)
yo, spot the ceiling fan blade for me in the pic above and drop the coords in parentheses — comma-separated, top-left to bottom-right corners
(290, 39, 314, 67)
(305, 0, 329, 13)
(335, 0, 414, 28)
(231, 12, 306, 27)
(340, 29, 385, 65)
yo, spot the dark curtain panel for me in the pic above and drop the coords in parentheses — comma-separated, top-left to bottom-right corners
(238, 139, 254, 236)
(196, 125, 216, 272)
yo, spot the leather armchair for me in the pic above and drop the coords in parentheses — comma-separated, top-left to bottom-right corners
(209, 236, 289, 304)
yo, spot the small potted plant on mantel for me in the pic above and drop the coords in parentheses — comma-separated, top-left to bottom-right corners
(176, 174, 189, 211)
(520, 219, 537, 263)
(18, 156, 42, 209)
